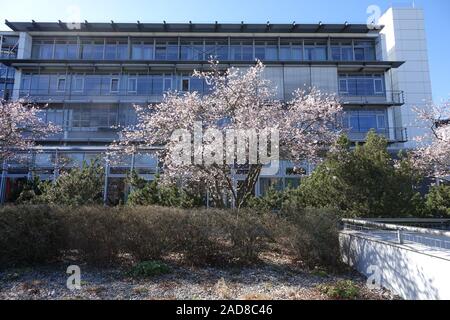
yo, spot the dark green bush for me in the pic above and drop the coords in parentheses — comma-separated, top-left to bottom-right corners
(18, 160, 104, 207)
(318, 280, 360, 299)
(126, 172, 203, 208)
(425, 185, 450, 217)
(299, 132, 424, 218)
(127, 260, 171, 278)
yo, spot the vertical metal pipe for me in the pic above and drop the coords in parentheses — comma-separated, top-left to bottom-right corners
(53, 149, 59, 183)
(103, 155, 109, 205)
(0, 160, 7, 204)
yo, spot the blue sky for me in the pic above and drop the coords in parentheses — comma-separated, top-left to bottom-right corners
(1, 0, 449, 102)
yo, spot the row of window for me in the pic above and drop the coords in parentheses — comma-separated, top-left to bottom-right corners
(7, 151, 158, 169)
(37, 104, 136, 129)
(339, 73, 385, 96)
(30, 38, 377, 61)
(343, 109, 387, 132)
(20, 73, 209, 96)
(20, 72, 386, 97)
(37, 104, 388, 135)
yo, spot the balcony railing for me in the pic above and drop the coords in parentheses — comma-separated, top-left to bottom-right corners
(340, 90, 404, 106)
(3, 89, 406, 106)
(5, 89, 169, 103)
(347, 127, 408, 143)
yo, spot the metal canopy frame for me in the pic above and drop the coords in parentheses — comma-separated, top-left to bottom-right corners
(5, 20, 383, 34)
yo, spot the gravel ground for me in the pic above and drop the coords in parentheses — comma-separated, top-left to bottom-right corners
(0, 262, 397, 300)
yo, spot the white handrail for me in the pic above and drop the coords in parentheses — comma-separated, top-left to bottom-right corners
(342, 218, 450, 238)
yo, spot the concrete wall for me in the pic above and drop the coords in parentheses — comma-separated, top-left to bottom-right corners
(340, 231, 450, 300)
(380, 7, 433, 149)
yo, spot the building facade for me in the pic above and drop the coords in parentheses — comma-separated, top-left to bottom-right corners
(0, 7, 432, 204)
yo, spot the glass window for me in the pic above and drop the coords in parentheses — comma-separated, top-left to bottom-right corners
(110, 78, 120, 92)
(105, 43, 117, 59)
(339, 73, 385, 96)
(128, 78, 137, 92)
(259, 178, 283, 195)
(41, 42, 54, 59)
(354, 48, 365, 61)
(190, 78, 203, 92)
(155, 46, 166, 60)
(152, 76, 163, 94)
(54, 42, 66, 59)
(164, 78, 172, 91)
(242, 45, 253, 60)
(339, 79, 348, 93)
(166, 45, 178, 60)
(57, 78, 66, 92)
(305, 41, 327, 61)
(331, 47, 341, 60)
(67, 43, 78, 59)
(132, 41, 154, 60)
(279, 45, 290, 60)
(21, 77, 31, 94)
(82, 41, 104, 60)
(73, 77, 84, 92)
(137, 75, 151, 94)
(182, 79, 189, 91)
(377, 115, 386, 129)
(374, 78, 384, 93)
(117, 43, 128, 59)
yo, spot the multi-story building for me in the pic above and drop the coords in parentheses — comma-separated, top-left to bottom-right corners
(0, 32, 19, 100)
(0, 7, 433, 203)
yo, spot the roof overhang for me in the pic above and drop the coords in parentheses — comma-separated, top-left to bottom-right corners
(0, 59, 404, 72)
(5, 20, 383, 34)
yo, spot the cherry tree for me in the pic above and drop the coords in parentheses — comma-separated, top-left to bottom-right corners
(120, 61, 343, 208)
(0, 100, 60, 161)
(412, 99, 450, 179)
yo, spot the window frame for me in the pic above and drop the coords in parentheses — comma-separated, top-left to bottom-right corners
(128, 77, 138, 93)
(56, 77, 67, 92)
(72, 76, 84, 93)
(110, 77, 120, 93)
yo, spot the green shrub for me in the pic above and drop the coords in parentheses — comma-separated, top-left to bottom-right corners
(318, 280, 360, 299)
(127, 172, 203, 208)
(18, 160, 104, 206)
(299, 132, 424, 218)
(127, 260, 171, 278)
(425, 185, 450, 217)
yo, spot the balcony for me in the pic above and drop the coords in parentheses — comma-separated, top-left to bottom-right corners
(340, 91, 404, 106)
(12, 89, 165, 104)
(347, 127, 408, 143)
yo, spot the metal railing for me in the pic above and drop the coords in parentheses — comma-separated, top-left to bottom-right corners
(342, 218, 450, 250)
(2, 89, 405, 105)
(340, 90, 404, 105)
(347, 127, 408, 143)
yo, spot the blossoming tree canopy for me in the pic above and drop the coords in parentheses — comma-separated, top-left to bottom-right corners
(413, 100, 450, 178)
(0, 100, 61, 160)
(120, 61, 343, 208)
